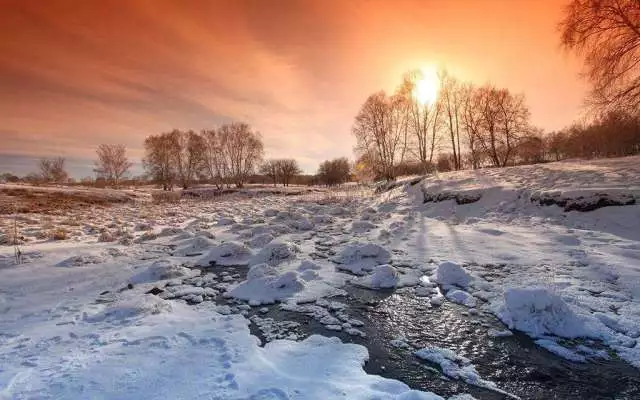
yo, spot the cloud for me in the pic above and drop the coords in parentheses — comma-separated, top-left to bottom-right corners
(0, 0, 586, 175)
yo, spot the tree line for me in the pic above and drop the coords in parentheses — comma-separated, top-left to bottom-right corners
(352, 69, 536, 180)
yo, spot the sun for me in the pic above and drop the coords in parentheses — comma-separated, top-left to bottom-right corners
(413, 66, 440, 105)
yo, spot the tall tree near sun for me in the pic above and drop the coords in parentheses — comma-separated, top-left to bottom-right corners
(560, 0, 640, 113)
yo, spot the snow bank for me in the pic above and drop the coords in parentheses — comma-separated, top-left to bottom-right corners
(332, 243, 392, 275)
(434, 262, 472, 289)
(227, 263, 305, 305)
(496, 287, 587, 339)
(198, 241, 253, 266)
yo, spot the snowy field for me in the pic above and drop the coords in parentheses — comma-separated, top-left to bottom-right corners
(1, 156, 640, 399)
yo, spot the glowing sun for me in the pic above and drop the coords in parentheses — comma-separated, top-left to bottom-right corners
(414, 66, 440, 105)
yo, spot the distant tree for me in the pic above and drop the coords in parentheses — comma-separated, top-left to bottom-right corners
(517, 129, 547, 164)
(259, 159, 280, 186)
(219, 123, 263, 187)
(172, 130, 205, 189)
(277, 159, 302, 186)
(201, 129, 227, 189)
(38, 157, 68, 183)
(143, 132, 180, 190)
(436, 153, 453, 172)
(439, 70, 464, 170)
(317, 157, 351, 186)
(24, 172, 42, 185)
(560, 0, 640, 112)
(94, 144, 133, 188)
(0, 173, 20, 183)
(352, 91, 407, 180)
(80, 176, 94, 186)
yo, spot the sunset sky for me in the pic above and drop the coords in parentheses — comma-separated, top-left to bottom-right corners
(0, 0, 587, 177)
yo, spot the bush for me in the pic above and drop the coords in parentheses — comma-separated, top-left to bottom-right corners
(50, 228, 68, 241)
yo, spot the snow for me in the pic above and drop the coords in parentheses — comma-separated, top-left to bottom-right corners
(227, 264, 305, 305)
(332, 242, 392, 275)
(445, 290, 477, 307)
(3, 156, 640, 398)
(434, 262, 472, 289)
(198, 241, 253, 266)
(495, 287, 588, 339)
(354, 264, 400, 289)
(249, 240, 300, 266)
(414, 347, 513, 397)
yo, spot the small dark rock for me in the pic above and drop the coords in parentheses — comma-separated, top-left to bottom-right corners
(146, 287, 164, 296)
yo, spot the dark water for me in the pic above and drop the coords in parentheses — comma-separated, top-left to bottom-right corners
(193, 262, 640, 400)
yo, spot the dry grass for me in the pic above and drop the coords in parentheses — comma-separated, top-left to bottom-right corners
(49, 228, 68, 241)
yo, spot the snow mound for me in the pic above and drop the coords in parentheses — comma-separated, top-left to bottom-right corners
(497, 287, 588, 338)
(298, 260, 322, 271)
(56, 253, 108, 267)
(84, 294, 172, 322)
(354, 265, 400, 289)
(247, 232, 275, 248)
(351, 220, 377, 233)
(332, 243, 392, 275)
(198, 241, 253, 266)
(227, 263, 305, 305)
(173, 236, 216, 256)
(434, 261, 472, 289)
(130, 259, 193, 284)
(250, 240, 301, 266)
(446, 290, 477, 307)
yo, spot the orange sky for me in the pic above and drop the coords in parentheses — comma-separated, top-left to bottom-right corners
(0, 0, 587, 175)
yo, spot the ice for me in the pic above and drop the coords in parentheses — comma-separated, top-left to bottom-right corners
(434, 261, 472, 289)
(445, 290, 477, 307)
(496, 287, 587, 339)
(535, 339, 587, 362)
(414, 347, 505, 394)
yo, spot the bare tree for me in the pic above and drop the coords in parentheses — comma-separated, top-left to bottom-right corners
(260, 159, 280, 186)
(317, 157, 351, 186)
(278, 159, 302, 186)
(38, 157, 68, 184)
(143, 132, 180, 190)
(401, 70, 442, 173)
(201, 129, 227, 189)
(219, 123, 264, 187)
(560, 0, 640, 112)
(439, 70, 463, 170)
(94, 144, 133, 188)
(459, 82, 483, 169)
(171, 130, 205, 189)
(352, 91, 405, 180)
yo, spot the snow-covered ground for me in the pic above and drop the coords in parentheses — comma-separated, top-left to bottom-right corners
(1, 156, 640, 399)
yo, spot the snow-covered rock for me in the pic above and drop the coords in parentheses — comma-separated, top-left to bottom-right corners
(250, 240, 300, 266)
(173, 236, 216, 256)
(130, 259, 194, 284)
(227, 263, 305, 305)
(84, 294, 172, 322)
(332, 243, 392, 275)
(353, 265, 399, 289)
(496, 287, 587, 339)
(446, 290, 477, 307)
(198, 241, 253, 266)
(434, 261, 472, 289)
